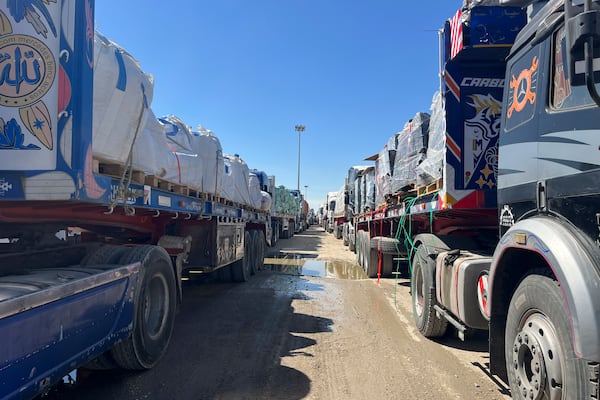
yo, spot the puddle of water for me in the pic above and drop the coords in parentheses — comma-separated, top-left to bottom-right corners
(264, 256, 367, 280)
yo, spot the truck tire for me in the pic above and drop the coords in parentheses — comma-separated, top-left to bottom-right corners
(233, 231, 252, 282)
(342, 225, 349, 246)
(362, 235, 369, 273)
(366, 247, 379, 278)
(111, 245, 176, 370)
(336, 226, 343, 240)
(505, 274, 596, 400)
(254, 231, 265, 272)
(356, 231, 364, 267)
(250, 230, 258, 275)
(250, 230, 263, 275)
(370, 237, 402, 254)
(411, 244, 447, 337)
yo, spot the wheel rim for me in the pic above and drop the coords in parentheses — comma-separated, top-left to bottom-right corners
(510, 311, 564, 400)
(413, 260, 424, 318)
(144, 272, 169, 340)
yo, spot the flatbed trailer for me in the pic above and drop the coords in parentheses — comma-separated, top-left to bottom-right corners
(0, 2, 269, 398)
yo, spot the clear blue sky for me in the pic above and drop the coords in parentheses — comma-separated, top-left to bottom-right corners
(95, 1, 461, 210)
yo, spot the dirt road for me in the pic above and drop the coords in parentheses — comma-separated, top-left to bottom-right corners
(44, 226, 510, 400)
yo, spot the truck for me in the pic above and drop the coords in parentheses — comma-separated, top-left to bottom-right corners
(0, 2, 275, 399)
(350, 1, 600, 397)
(289, 189, 309, 233)
(335, 166, 372, 249)
(324, 191, 338, 233)
(268, 177, 298, 242)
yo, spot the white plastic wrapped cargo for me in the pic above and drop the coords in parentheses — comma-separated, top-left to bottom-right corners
(219, 155, 252, 205)
(417, 92, 445, 186)
(131, 109, 177, 178)
(250, 170, 270, 193)
(260, 191, 272, 211)
(463, 0, 503, 7)
(93, 32, 154, 163)
(192, 126, 224, 194)
(333, 185, 346, 218)
(158, 116, 203, 188)
(248, 173, 263, 209)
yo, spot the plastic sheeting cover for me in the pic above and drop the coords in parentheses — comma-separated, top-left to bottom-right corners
(93, 32, 154, 163)
(273, 186, 299, 215)
(248, 173, 263, 209)
(333, 184, 346, 217)
(220, 155, 252, 205)
(392, 112, 430, 193)
(417, 92, 445, 186)
(364, 169, 376, 212)
(375, 135, 397, 205)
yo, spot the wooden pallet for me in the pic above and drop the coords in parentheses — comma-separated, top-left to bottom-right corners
(144, 175, 188, 195)
(386, 186, 417, 206)
(417, 178, 442, 197)
(93, 158, 145, 185)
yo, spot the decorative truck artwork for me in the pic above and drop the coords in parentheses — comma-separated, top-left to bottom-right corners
(1, 1, 61, 165)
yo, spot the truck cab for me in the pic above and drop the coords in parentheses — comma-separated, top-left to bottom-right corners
(487, 0, 600, 397)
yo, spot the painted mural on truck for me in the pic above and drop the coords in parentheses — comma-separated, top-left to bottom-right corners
(444, 67, 504, 195)
(0, 0, 97, 202)
(0, 1, 59, 167)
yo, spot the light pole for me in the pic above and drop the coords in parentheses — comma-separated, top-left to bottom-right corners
(294, 125, 305, 232)
(294, 125, 305, 195)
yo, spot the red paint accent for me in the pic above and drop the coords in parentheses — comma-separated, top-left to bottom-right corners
(446, 133, 462, 160)
(453, 190, 486, 209)
(58, 65, 71, 114)
(445, 73, 461, 101)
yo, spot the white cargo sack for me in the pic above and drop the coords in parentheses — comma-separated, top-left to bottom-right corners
(220, 155, 252, 205)
(93, 32, 154, 163)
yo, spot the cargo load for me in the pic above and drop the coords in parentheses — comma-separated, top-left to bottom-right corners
(219, 155, 252, 205)
(416, 92, 445, 187)
(374, 136, 397, 206)
(273, 186, 299, 216)
(391, 112, 430, 194)
(92, 32, 154, 164)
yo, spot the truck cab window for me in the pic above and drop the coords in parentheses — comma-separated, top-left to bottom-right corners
(551, 25, 600, 110)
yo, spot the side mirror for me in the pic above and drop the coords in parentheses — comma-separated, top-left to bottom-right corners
(565, 1, 600, 87)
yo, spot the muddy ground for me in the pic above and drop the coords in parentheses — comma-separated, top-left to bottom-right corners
(44, 226, 511, 400)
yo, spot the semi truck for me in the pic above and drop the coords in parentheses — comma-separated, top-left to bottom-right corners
(324, 191, 338, 233)
(268, 177, 298, 242)
(0, 2, 276, 399)
(350, 1, 600, 398)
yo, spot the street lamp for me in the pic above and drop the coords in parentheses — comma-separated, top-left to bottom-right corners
(294, 125, 305, 195)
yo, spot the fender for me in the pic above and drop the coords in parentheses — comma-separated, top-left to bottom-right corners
(488, 215, 600, 363)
